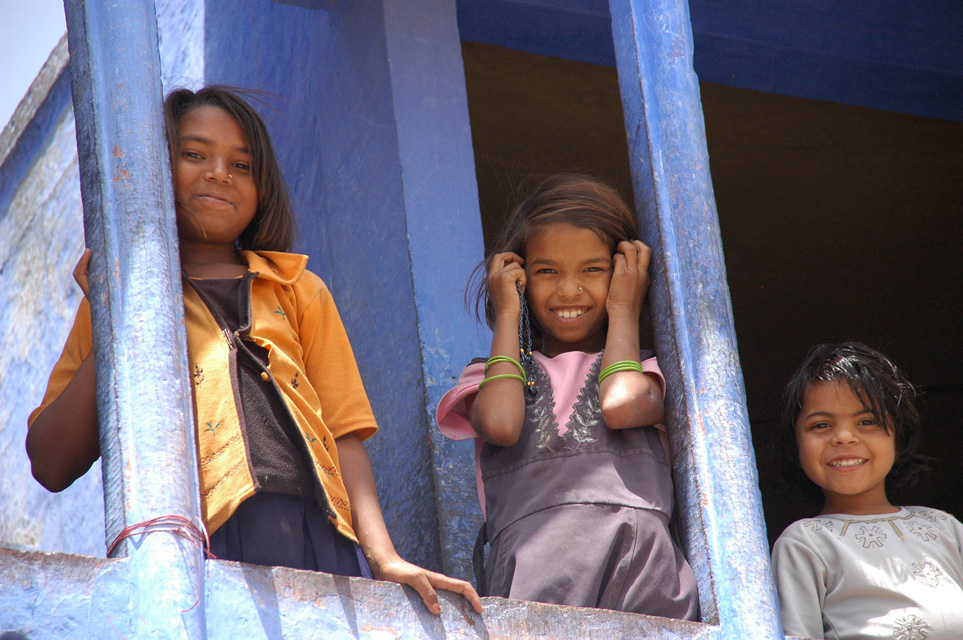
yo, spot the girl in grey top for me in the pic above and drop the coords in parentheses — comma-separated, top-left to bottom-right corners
(771, 342, 963, 639)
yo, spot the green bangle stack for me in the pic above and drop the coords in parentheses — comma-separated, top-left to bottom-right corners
(598, 360, 643, 385)
(480, 355, 527, 388)
(479, 373, 526, 388)
(484, 355, 525, 376)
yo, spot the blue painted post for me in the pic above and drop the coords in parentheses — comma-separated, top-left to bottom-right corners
(608, 0, 783, 637)
(63, 0, 204, 635)
(379, 0, 489, 581)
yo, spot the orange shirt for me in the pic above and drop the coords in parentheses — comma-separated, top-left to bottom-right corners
(29, 251, 378, 541)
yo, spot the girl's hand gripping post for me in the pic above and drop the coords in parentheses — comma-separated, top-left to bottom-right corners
(73, 248, 93, 297)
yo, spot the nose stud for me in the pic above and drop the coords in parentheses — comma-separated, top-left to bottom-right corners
(228, 173, 233, 180)
(578, 286, 583, 292)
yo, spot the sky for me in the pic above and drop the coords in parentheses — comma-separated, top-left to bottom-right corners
(0, 0, 67, 129)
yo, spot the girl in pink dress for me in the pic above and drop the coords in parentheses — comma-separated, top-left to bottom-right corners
(437, 174, 699, 618)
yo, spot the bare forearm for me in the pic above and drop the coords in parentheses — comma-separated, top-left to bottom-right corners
(470, 313, 526, 446)
(336, 433, 397, 569)
(26, 354, 101, 491)
(599, 309, 665, 428)
(335, 433, 484, 614)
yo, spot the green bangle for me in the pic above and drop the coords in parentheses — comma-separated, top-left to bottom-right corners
(479, 373, 526, 388)
(598, 360, 643, 385)
(485, 355, 525, 376)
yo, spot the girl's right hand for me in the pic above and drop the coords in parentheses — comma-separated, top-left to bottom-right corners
(487, 252, 526, 320)
(73, 248, 92, 297)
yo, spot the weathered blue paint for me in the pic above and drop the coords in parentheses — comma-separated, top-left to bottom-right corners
(2, 546, 720, 639)
(156, 0, 205, 91)
(0, 47, 71, 220)
(458, 0, 963, 123)
(0, 41, 106, 559)
(609, 0, 782, 637)
(63, 0, 204, 636)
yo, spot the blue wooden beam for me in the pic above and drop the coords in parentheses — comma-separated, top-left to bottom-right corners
(62, 0, 204, 634)
(608, 0, 782, 637)
(457, 0, 963, 122)
(457, 0, 616, 66)
(271, 0, 336, 9)
(687, 0, 963, 123)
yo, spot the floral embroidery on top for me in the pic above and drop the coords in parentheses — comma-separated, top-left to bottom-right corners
(527, 361, 563, 452)
(913, 560, 945, 588)
(855, 525, 887, 549)
(194, 365, 205, 387)
(205, 420, 222, 435)
(836, 511, 910, 541)
(906, 519, 938, 542)
(803, 518, 835, 533)
(563, 353, 603, 449)
(914, 508, 947, 527)
(892, 614, 929, 640)
(273, 305, 286, 318)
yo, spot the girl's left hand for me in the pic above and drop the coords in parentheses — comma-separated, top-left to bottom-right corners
(370, 554, 484, 615)
(606, 240, 651, 319)
(73, 248, 92, 297)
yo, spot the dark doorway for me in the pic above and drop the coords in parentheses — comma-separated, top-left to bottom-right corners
(461, 40, 963, 545)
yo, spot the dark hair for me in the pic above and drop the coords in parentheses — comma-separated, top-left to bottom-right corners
(164, 85, 296, 251)
(774, 342, 926, 504)
(470, 174, 640, 343)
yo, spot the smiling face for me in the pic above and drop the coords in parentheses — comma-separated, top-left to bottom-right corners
(173, 106, 258, 250)
(795, 380, 897, 515)
(524, 222, 612, 357)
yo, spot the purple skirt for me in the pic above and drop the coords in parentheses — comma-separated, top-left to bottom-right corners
(209, 492, 372, 578)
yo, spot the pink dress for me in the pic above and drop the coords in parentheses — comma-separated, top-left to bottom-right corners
(437, 350, 700, 618)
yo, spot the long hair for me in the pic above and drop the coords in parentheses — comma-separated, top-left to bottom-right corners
(164, 85, 296, 251)
(469, 174, 640, 345)
(774, 342, 927, 504)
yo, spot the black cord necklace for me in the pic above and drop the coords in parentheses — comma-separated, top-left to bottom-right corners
(516, 280, 537, 397)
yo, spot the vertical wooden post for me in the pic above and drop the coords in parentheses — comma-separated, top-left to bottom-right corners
(379, 0, 489, 580)
(63, 0, 204, 635)
(609, 0, 782, 636)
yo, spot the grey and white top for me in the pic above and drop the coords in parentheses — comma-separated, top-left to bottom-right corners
(772, 507, 963, 640)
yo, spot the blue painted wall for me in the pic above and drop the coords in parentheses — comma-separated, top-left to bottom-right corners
(0, 0, 206, 562)
(0, 53, 103, 559)
(202, 0, 487, 576)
